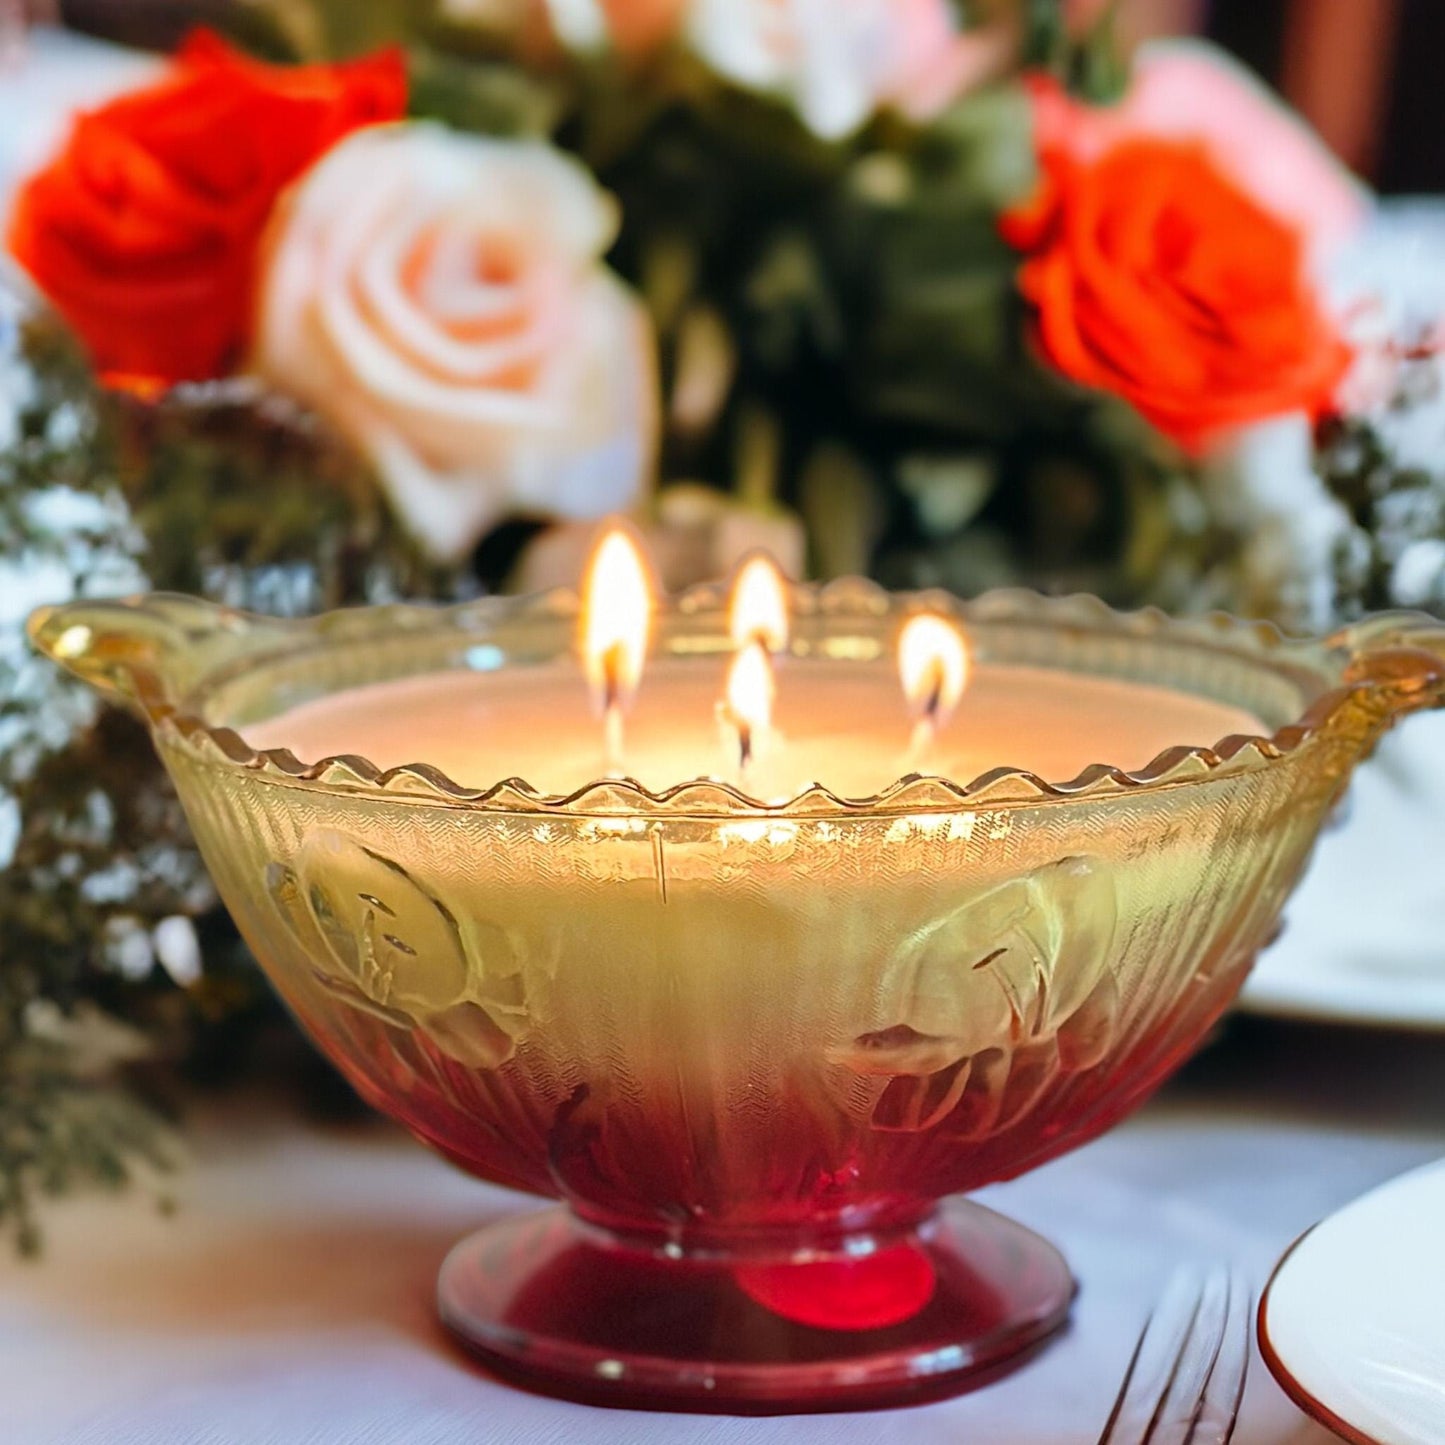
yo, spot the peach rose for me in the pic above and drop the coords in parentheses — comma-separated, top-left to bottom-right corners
(252, 124, 657, 563)
(686, 0, 1011, 140)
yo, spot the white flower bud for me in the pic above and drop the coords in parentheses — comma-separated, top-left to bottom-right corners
(153, 915, 203, 988)
(104, 916, 155, 981)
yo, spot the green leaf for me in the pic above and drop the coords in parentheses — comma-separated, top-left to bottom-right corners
(408, 48, 566, 136)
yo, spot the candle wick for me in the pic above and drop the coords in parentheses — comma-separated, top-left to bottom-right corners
(601, 643, 626, 775)
(924, 661, 944, 722)
(738, 719, 753, 772)
(906, 660, 946, 772)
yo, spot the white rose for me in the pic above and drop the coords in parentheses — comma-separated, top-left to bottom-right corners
(253, 124, 657, 564)
(686, 0, 1008, 141)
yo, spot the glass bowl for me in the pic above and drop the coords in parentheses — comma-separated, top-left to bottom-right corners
(28, 584, 1445, 1412)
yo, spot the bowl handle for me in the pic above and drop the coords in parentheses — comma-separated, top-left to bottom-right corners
(1329, 611, 1445, 719)
(27, 593, 286, 715)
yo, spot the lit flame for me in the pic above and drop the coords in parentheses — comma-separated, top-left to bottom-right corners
(898, 613, 969, 733)
(580, 523, 653, 715)
(725, 638, 775, 767)
(728, 553, 789, 654)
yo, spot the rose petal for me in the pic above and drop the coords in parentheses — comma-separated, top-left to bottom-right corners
(253, 125, 658, 562)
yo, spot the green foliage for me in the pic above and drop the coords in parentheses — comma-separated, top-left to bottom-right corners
(1021, 0, 1128, 101)
(0, 276, 472, 1248)
(0, 1030, 174, 1256)
(1316, 362, 1445, 619)
(408, 48, 564, 136)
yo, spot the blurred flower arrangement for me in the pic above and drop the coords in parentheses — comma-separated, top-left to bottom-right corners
(3, 0, 1445, 1243)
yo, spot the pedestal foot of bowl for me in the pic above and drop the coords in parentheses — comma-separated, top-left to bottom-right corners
(437, 1197, 1074, 1412)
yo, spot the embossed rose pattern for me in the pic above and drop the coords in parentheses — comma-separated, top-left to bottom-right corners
(266, 828, 528, 1070)
(830, 857, 1120, 1134)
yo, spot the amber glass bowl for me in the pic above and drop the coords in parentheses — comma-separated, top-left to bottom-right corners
(29, 585, 1445, 1411)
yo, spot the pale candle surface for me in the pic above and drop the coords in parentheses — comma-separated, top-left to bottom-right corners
(244, 661, 1267, 799)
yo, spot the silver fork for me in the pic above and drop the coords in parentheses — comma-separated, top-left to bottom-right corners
(1096, 1264, 1252, 1445)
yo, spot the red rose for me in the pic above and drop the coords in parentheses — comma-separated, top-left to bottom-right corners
(1000, 136, 1352, 454)
(6, 30, 405, 386)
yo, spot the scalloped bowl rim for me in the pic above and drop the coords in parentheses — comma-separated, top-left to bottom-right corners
(132, 581, 1362, 816)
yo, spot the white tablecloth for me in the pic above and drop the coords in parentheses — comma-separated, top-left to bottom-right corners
(1, 1020, 1440, 1445)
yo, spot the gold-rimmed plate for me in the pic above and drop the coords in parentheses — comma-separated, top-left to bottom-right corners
(1260, 1159, 1445, 1444)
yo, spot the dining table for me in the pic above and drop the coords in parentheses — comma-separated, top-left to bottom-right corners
(0, 1012, 1439, 1445)
(5, 661, 1445, 1445)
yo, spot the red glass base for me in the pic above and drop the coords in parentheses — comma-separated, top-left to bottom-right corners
(437, 1198, 1074, 1412)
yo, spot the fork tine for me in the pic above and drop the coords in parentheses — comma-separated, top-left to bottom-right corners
(1097, 1267, 1208, 1445)
(1190, 1269, 1251, 1443)
(1097, 1265, 1251, 1445)
(1146, 1267, 1231, 1445)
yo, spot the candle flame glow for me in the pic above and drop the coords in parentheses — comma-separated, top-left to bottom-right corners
(725, 638, 775, 767)
(729, 553, 789, 654)
(898, 613, 969, 733)
(581, 523, 653, 718)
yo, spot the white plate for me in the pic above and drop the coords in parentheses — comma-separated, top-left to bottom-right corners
(1240, 712, 1445, 1030)
(1260, 1158, 1445, 1444)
